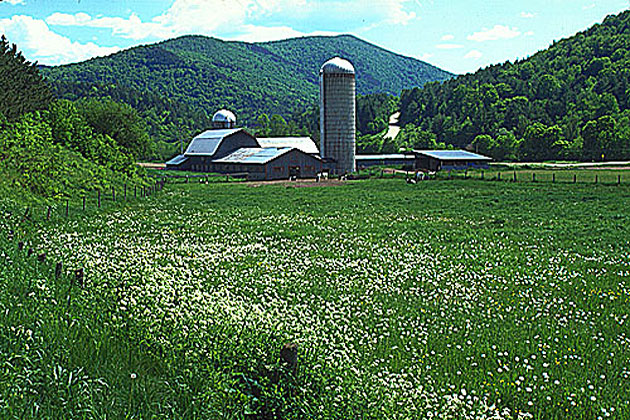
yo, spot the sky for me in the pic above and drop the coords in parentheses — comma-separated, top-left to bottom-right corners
(0, 0, 628, 74)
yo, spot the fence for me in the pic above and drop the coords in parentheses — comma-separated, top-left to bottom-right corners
(0, 178, 166, 290)
(152, 172, 250, 184)
(436, 169, 627, 185)
(14, 179, 167, 226)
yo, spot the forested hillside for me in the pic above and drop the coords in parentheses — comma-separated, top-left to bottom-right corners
(0, 36, 148, 200)
(41, 34, 452, 149)
(398, 10, 630, 161)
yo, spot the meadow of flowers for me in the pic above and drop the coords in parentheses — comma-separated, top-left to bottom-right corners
(2, 179, 629, 419)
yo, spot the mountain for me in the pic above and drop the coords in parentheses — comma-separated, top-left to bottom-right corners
(41, 35, 452, 148)
(397, 10, 630, 161)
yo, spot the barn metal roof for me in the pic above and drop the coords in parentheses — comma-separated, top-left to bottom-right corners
(212, 147, 293, 164)
(257, 137, 319, 154)
(413, 150, 492, 161)
(184, 128, 244, 156)
(356, 154, 414, 160)
(165, 154, 189, 166)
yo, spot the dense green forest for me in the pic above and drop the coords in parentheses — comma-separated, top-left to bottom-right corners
(397, 10, 630, 161)
(0, 36, 148, 199)
(41, 34, 452, 150)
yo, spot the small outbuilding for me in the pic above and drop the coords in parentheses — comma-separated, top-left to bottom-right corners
(411, 150, 492, 172)
(356, 154, 415, 169)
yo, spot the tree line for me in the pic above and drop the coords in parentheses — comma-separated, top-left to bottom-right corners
(397, 10, 630, 161)
(1, 36, 150, 197)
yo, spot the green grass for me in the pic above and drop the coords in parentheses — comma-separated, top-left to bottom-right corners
(2, 179, 629, 419)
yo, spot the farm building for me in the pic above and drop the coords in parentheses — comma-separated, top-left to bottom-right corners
(166, 111, 322, 180)
(411, 150, 492, 172)
(356, 154, 414, 169)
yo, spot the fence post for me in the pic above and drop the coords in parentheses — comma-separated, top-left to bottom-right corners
(497, 172, 501, 181)
(513, 171, 516, 182)
(134, 186, 137, 198)
(112, 186, 116, 202)
(532, 173, 536, 182)
(82, 196, 86, 211)
(75, 268, 84, 288)
(65, 200, 69, 217)
(98, 190, 101, 208)
(481, 171, 484, 180)
(55, 262, 62, 279)
(595, 174, 598, 184)
(618, 175, 621, 185)
(573, 174, 577, 184)
(553, 173, 555, 183)
(124, 183, 127, 199)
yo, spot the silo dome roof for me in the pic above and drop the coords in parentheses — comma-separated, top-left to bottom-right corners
(320, 57, 355, 74)
(212, 109, 236, 123)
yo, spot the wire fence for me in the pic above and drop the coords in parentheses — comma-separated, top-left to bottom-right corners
(435, 169, 627, 185)
(0, 178, 166, 287)
(13, 179, 167, 226)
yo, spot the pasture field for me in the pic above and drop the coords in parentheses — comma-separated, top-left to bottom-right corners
(1, 179, 630, 419)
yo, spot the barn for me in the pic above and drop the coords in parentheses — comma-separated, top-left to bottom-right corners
(165, 110, 322, 180)
(411, 150, 492, 172)
(212, 147, 321, 180)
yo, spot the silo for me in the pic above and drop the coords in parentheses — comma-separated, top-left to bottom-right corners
(212, 109, 237, 129)
(320, 57, 356, 174)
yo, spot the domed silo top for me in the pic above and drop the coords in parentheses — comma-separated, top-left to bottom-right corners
(320, 57, 355, 75)
(212, 109, 237, 124)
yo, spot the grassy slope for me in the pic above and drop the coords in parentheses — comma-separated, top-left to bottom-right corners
(1, 178, 628, 419)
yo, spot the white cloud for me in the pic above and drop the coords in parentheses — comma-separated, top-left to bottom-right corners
(582, 3, 595, 10)
(468, 25, 521, 42)
(46, 0, 418, 42)
(520, 11, 536, 18)
(0, 15, 119, 65)
(441, 34, 454, 41)
(436, 43, 463, 50)
(464, 50, 482, 59)
(234, 25, 339, 42)
(419, 52, 433, 61)
(525, 31, 534, 36)
(1, 0, 25, 5)
(46, 12, 169, 40)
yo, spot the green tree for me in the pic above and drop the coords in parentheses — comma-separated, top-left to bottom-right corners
(0, 35, 53, 121)
(78, 98, 151, 159)
(520, 123, 563, 161)
(581, 115, 619, 161)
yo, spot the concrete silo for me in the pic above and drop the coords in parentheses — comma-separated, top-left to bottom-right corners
(320, 57, 356, 174)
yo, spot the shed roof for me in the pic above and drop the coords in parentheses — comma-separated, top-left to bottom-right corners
(412, 150, 492, 161)
(257, 137, 319, 154)
(165, 154, 189, 166)
(184, 128, 244, 156)
(212, 147, 293, 164)
(356, 154, 414, 160)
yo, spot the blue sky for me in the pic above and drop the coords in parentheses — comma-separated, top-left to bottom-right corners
(0, 0, 628, 74)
